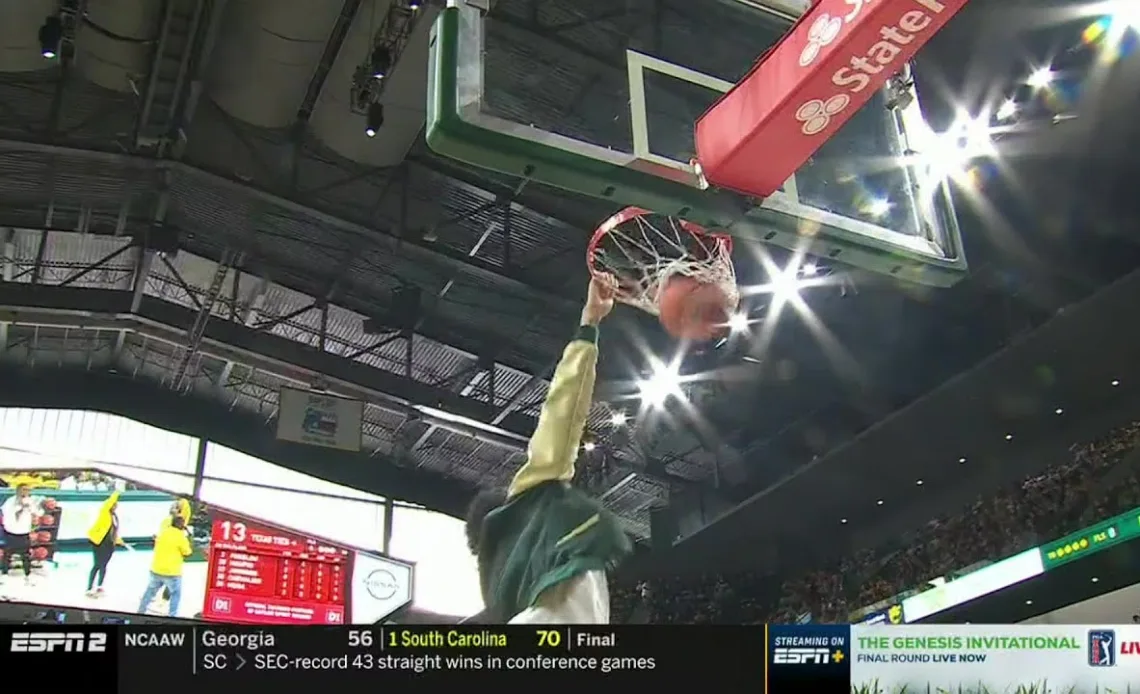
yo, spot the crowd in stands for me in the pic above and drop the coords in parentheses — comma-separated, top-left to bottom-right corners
(613, 420, 1140, 624)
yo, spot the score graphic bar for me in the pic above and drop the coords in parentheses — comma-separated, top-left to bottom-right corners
(2, 625, 848, 690)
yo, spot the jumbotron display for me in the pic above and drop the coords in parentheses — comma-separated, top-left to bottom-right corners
(203, 511, 350, 624)
(0, 468, 414, 625)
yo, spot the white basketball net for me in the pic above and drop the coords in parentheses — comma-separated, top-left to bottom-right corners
(592, 211, 738, 317)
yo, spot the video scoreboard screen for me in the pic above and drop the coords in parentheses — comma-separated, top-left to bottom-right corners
(201, 510, 414, 625)
(203, 512, 350, 625)
(6, 623, 1138, 690)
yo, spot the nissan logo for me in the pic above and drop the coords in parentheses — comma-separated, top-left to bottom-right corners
(364, 569, 398, 600)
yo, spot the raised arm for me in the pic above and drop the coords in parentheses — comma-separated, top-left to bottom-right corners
(507, 275, 617, 498)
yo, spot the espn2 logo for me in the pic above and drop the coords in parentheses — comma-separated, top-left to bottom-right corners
(10, 632, 108, 653)
(773, 647, 837, 664)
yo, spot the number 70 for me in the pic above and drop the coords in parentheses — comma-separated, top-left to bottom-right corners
(537, 630, 562, 647)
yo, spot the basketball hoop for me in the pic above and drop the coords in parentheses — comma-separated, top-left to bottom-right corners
(587, 206, 739, 319)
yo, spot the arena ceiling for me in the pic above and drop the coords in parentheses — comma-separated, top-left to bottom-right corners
(0, 0, 1138, 541)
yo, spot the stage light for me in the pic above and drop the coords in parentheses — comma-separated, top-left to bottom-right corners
(582, 441, 596, 452)
(371, 46, 391, 79)
(876, 499, 884, 506)
(867, 198, 891, 218)
(638, 364, 682, 407)
(38, 16, 62, 59)
(365, 102, 384, 137)
(609, 411, 628, 427)
(958, 457, 966, 463)
(916, 479, 924, 486)
(1110, 1, 1140, 32)
(995, 99, 1017, 122)
(727, 313, 750, 334)
(769, 265, 801, 303)
(1027, 67, 1054, 89)
(1055, 407, 1064, 415)
(407, 0, 422, 9)
(801, 262, 818, 277)
(840, 518, 848, 524)
(1112, 379, 1120, 386)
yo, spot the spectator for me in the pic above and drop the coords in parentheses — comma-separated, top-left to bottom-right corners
(613, 420, 1140, 624)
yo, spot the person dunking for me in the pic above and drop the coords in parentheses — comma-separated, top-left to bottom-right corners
(464, 274, 633, 623)
(0, 484, 42, 587)
(85, 490, 124, 597)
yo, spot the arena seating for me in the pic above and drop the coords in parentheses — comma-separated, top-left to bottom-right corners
(613, 421, 1140, 624)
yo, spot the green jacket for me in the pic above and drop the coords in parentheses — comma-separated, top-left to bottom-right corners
(478, 325, 632, 621)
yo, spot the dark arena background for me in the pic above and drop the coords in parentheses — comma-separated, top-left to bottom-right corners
(1, 0, 1140, 689)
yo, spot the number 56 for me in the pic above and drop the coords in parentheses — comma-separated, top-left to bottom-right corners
(349, 630, 373, 647)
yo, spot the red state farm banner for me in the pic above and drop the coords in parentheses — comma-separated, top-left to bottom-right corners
(695, 0, 969, 198)
(201, 510, 351, 625)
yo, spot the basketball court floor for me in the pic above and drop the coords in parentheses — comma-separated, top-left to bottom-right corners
(0, 546, 208, 619)
(428, 0, 971, 291)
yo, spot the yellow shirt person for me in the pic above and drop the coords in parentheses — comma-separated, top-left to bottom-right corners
(85, 491, 123, 596)
(151, 523, 191, 577)
(138, 515, 192, 617)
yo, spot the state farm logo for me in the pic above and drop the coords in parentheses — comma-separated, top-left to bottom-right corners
(799, 14, 842, 67)
(795, 95, 850, 135)
(364, 569, 398, 600)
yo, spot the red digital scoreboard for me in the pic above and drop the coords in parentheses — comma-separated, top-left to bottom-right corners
(202, 510, 352, 625)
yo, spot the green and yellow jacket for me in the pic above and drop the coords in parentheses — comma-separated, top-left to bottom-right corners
(477, 324, 633, 622)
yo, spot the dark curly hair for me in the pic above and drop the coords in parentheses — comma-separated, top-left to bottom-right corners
(464, 488, 507, 555)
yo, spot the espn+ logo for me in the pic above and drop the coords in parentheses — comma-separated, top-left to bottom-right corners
(794, 0, 948, 136)
(11, 632, 108, 653)
(773, 647, 845, 664)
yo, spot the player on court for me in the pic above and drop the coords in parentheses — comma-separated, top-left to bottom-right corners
(465, 274, 633, 623)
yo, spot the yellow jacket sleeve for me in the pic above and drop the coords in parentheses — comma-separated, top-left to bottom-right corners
(507, 326, 599, 498)
(86, 491, 121, 544)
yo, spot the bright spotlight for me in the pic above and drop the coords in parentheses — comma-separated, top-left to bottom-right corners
(801, 262, 818, 277)
(727, 312, 750, 334)
(609, 411, 628, 427)
(918, 112, 995, 184)
(1027, 67, 1054, 89)
(582, 441, 597, 452)
(867, 198, 892, 218)
(38, 16, 61, 59)
(770, 266, 801, 303)
(1111, 1, 1140, 31)
(637, 364, 681, 407)
(995, 99, 1017, 122)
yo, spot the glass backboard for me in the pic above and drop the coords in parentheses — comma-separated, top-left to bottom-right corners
(427, 0, 967, 286)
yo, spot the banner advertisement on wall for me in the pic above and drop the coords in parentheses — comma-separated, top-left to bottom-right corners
(901, 549, 1046, 623)
(1039, 505, 1140, 569)
(276, 388, 364, 452)
(0, 467, 412, 624)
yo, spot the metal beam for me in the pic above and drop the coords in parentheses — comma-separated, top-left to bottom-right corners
(295, 0, 364, 126)
(0, 283, 535, 449)
(0, 139, 576, 311)
(169, 247, 234, 390)
(290, 0, 365, 188)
